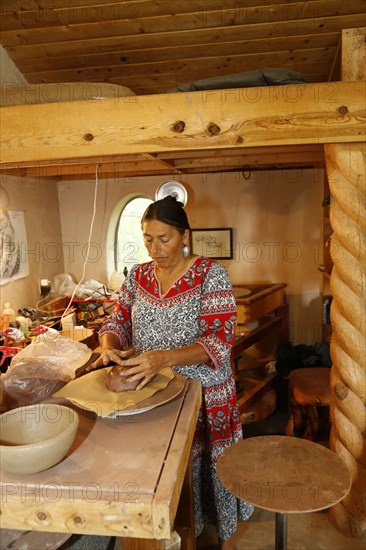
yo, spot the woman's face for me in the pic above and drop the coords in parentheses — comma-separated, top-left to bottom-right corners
(142, 219, 189, 269)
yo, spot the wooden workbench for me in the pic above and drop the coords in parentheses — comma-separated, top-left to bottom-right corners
(0, 380, 201, 550)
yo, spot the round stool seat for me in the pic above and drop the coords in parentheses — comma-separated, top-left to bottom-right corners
(289, 367, 330, 406)
(217, 436, 351, 550)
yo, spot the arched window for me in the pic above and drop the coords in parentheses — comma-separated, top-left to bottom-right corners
(114, 196, 153, 273)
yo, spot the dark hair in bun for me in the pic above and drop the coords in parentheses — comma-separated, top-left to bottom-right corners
(141, 195, 190, 233)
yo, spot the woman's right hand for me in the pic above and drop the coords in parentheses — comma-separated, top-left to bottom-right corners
(85, 347, 135, 372)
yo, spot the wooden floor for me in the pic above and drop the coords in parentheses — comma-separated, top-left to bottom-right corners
(196, 508, 366, 549)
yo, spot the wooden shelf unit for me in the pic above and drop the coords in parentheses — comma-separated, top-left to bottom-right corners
(320, 174, 333, 343)
(231, 283, 288, 424)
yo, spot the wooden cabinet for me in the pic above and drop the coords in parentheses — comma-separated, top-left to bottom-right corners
(234, 283, 287, 326)
(319, 174, 333, 343)
(231, 283, 288, 424)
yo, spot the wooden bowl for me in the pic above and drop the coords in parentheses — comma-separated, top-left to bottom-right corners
(0, 403, 79, 474)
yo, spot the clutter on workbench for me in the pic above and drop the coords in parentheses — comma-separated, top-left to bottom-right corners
(0, 273, 117, 374)
(0, 327, 92, 413)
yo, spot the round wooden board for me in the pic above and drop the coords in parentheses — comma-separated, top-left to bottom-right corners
(217, 435, 352, 514)
(66, 371, 187, 418)
(106, 372, 187, 417)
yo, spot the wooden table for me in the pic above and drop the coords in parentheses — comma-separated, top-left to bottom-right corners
(0, 380, 201, 550)
(217, 435, 351, 550)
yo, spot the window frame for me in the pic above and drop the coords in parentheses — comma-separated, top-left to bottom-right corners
(111, 194, 153, 276)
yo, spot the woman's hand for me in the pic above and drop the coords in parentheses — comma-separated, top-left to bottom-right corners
(120, 349, 170, 390)
(85, 347, 135, 372)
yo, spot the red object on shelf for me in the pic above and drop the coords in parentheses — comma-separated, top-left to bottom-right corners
(0, 346, 22, 366)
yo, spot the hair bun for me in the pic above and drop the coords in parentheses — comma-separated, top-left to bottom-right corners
(142, 194, 190, 230)
(163, 195, 183, 207)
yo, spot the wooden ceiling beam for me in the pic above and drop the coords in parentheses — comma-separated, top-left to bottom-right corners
(0, 154, 152, 169)
(174, 152, 325, 170)
(1, 144, 323, 177)
(1, 160, 174, 180)
(0, 81, 364, 168)
(2, 157, 323, 181)
(157, 144, 324, 160)
(141, 153, 176, 171)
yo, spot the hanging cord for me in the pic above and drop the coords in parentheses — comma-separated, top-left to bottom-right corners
(61, 164, 100, 320)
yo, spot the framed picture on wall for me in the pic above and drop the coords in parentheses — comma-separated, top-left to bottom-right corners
(191, 228, 233, 260)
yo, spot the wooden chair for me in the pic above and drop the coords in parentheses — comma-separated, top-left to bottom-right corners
(285, 367, 331, 441)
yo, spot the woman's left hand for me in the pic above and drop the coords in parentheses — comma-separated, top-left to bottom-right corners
(121, 349, 169, 390)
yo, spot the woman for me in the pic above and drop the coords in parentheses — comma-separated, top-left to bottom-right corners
(91, 196, 253, 549)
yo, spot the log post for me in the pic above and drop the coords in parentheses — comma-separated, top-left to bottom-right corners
(324, 27, 366, 539)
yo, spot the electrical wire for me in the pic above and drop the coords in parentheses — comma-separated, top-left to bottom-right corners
(61, 164, 100, 320)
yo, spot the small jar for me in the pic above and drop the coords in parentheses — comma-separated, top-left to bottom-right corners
(2, 303, 16, 322)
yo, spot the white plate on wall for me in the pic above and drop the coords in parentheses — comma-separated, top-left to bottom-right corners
(155, 181, 188, 206)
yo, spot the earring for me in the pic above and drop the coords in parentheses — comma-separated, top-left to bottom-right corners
(182, 244, 190, 258)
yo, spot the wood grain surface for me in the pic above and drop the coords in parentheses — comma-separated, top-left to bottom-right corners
(0, 380, 201, 541)
(217, 435, 351, 514)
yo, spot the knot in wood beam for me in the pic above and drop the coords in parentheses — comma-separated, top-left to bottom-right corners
(171, 121, 185, 133)
(334, 382, 349, 400)
(337, 105, 349, 115)
(73, 515, 85, 525)
(36, 511, 48, 521)
(207, 123, 221, 136)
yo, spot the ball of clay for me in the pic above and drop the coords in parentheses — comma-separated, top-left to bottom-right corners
(105, 364, 139, 392)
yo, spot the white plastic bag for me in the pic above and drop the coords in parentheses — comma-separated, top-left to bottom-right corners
(1, 330, 92, 412)
(11, 330, 91, 378)
(53, 273, 109, 300)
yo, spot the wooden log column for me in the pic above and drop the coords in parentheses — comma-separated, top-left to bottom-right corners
(324, 27, 366, 539)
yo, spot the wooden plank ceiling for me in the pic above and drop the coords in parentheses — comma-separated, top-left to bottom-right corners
(1, 0, 364, 180)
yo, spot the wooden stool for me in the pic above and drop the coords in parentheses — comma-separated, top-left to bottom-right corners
(285, 367, 330, 440)
(217, 435, 351, 550)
